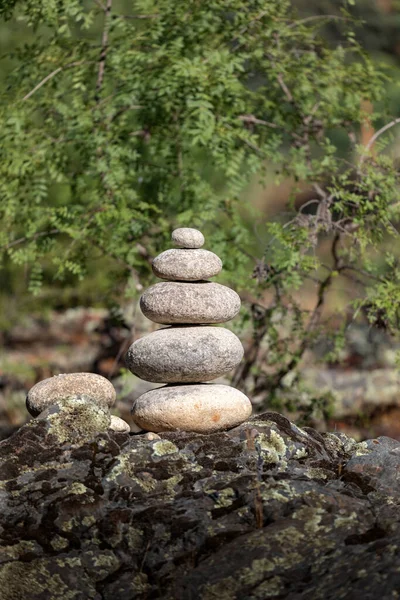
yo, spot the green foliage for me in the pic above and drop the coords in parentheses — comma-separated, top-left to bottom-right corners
(0, 1, 386, 289)
(1, 0, 400, 414)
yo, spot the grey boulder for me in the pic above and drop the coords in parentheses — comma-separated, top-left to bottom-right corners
(152, 249, 222, 281)
(140, 281, 241, 324)
(132, 383, 252, 432)
(125, 326, 243, 383)
(171, 227, 204, 248)
(26, 372, 116, 417)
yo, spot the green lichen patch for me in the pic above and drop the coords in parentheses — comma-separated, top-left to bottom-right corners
(38, 396, 111, 444)
(205, 487, 236, 508)
(152, 440, 179, 457)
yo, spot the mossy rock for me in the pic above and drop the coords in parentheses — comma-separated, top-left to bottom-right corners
(1, 411, 400, 598)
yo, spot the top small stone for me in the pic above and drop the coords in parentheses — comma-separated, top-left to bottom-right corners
(171, 228, 204, 249)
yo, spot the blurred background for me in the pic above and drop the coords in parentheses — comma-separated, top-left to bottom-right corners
(1, 0, 400, 441)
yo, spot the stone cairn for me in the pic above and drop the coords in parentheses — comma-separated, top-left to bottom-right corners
(126, 227, 252, 433)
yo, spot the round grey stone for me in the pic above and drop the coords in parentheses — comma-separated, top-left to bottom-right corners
(140, 281, 241, 324)
(131, 384, 252, 433)
(26, 372, 116, 417)
(152, 249, 222, 281)
(171, 227, 205, 248)
(125, 326, 244, 383)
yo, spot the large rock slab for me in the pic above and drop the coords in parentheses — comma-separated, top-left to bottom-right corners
(140, 281, 241, 324)
(132, 384, 252, 432)
(126, 326, 243, 383)
(26, 372, 116, 417)
(152, 249, 222, 281)
(3, 410, 400, 599)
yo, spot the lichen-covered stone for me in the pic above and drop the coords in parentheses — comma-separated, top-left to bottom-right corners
(125, 326, 244, 383)
(36, 395, 111, 443)
(171, 227, 204, 249)
(132, 384, 252, 432)
(2, 411, 400, 599)
(26, 372, 116, 417)
(140, 281, 241, 324)
(152, 249, 222, 281)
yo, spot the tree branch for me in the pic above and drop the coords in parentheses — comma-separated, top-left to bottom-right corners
(287, 15, 352, 28)
(3, 229, 60, 251)
(96, 0, 113, 98)
(359, 117, 400, 166)
(238, 115, 279, 128)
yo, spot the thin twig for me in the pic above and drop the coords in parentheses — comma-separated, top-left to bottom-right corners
(96, 0, 113, 97)
(277, 73, 294, 103)
(118, 13, 159, 19)
(238, 115, 279, 128)
(359, 117, 400, 166)
(3, 229, 60, 251)
(287, 15, 352, 28)
(22, 61, 88, 101)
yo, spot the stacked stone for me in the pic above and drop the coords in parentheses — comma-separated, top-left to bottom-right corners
(126, 227, 252, 433)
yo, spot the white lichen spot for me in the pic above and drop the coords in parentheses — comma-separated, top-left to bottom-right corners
(334, 511, 357, 528)
(304, 467, 328, 480)
(69, 482, 88, 495)
(354, 441, 371, 456)
(257, 431, 287, 466)
(50, 535, 69, 551)
(357, 569, 367, 578)
(295, 447, 308, 459)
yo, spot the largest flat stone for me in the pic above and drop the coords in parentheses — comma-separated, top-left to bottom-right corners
(140, 281, 241, 324)
(125, 326, 243, 383)
(131, 383, 252, 432)
(152, 249, 222, 281)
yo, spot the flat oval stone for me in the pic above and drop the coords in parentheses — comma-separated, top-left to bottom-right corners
(26, 372, 116, 417)
(131, 384, 252, 432)
(140, 281, 241, 324)
(171, 227, 204, 248)
(152, 249, 222, 281)
(125, 326, 243, 383)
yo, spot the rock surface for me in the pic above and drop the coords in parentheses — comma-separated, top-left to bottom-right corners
(126, 326, 244, 383)
(171, 227, 204, 248)
(140, 281, 241, 324)
(152, 249, 222, 281)
(26, 372, 116, 417)
(2, 410, 400, 599)
(132, 383, 252, 432)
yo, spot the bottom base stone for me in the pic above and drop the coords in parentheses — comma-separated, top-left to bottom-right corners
(131, 383, 252, 433)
